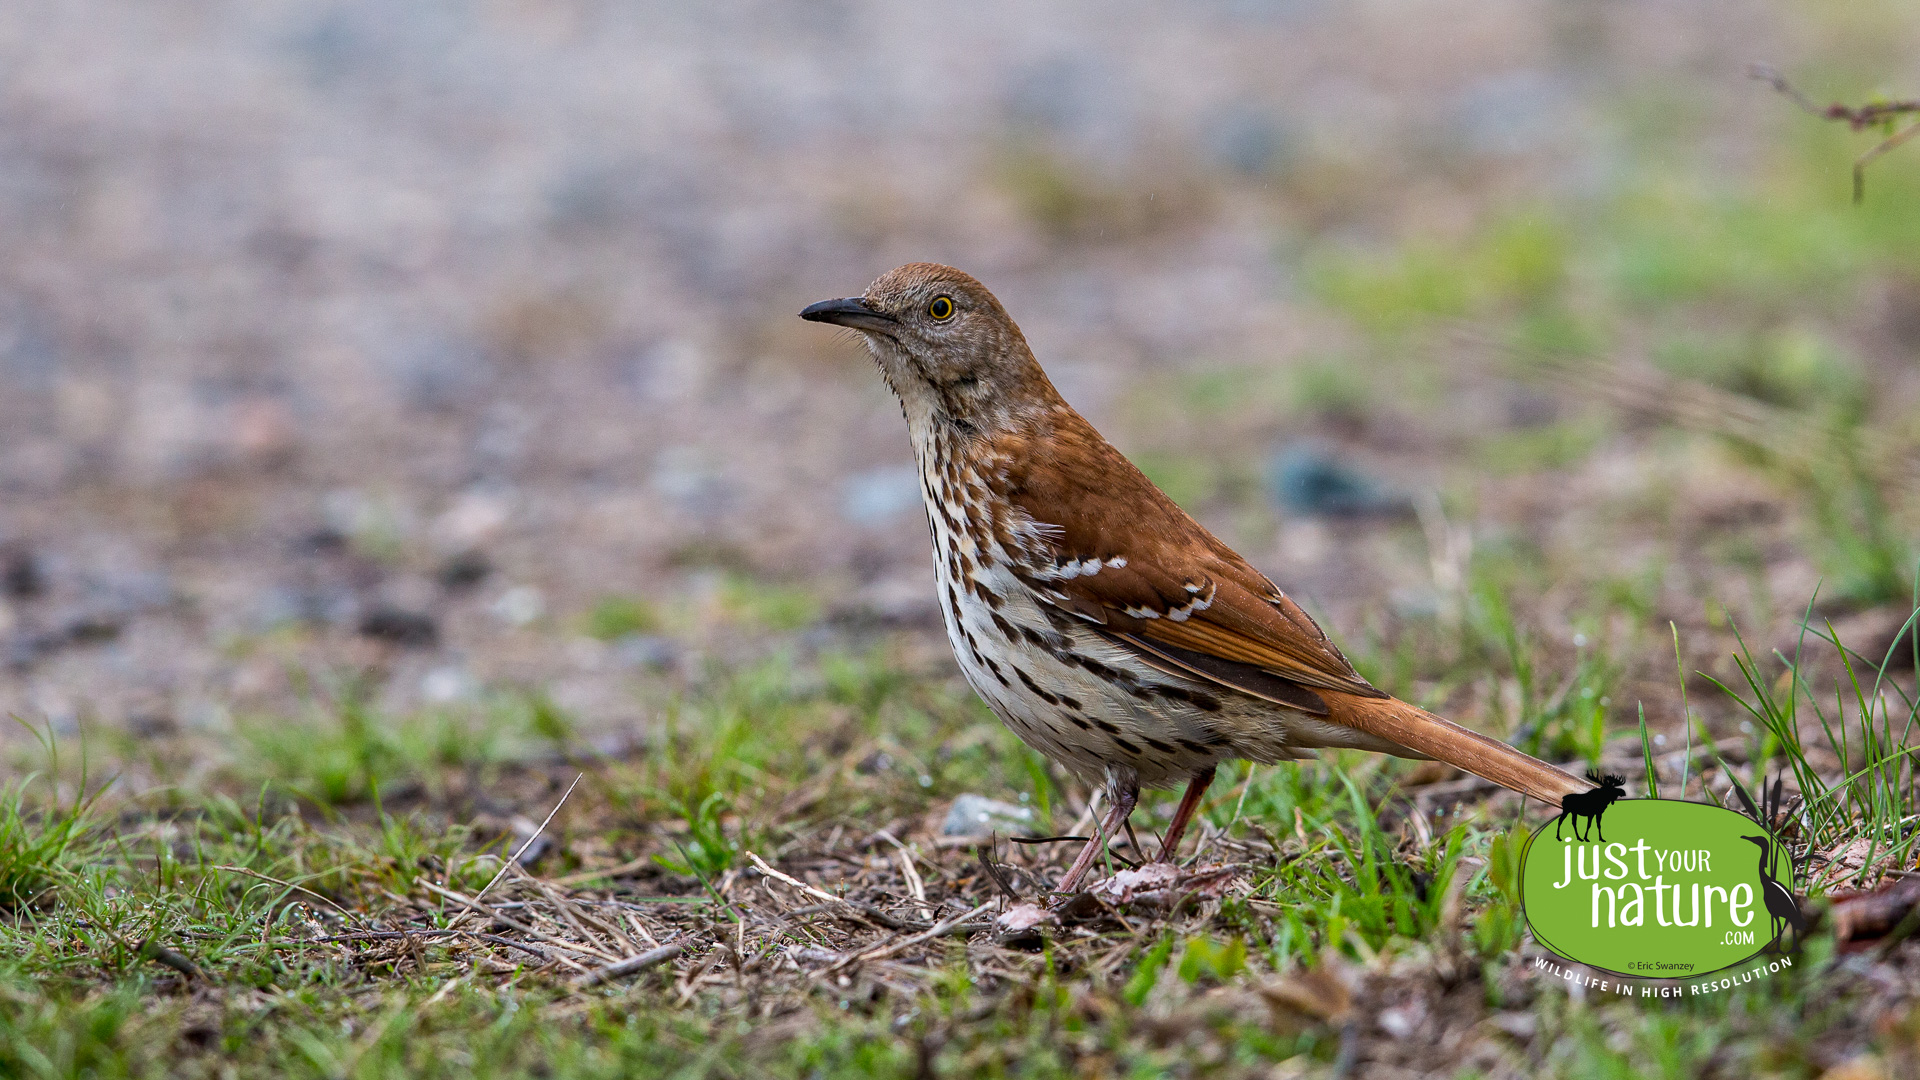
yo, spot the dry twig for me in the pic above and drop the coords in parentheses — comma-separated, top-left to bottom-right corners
(475, 773, 583, 902)
(573, 941, 687, 989)
(1751, 64, 1920, 202)
(747, 851, 845, 906)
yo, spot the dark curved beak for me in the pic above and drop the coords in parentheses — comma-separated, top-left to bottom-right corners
(799, 296, 896, 331)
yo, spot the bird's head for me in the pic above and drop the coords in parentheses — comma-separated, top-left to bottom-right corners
(1741, 834, 1769, 849)
(800, 263, 1050, 429)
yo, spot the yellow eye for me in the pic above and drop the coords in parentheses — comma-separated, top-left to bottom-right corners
(928, 296, 954, 321)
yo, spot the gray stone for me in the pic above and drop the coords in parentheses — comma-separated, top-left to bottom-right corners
(941, 794, 1037, 838)
(610, 633, 678, 671)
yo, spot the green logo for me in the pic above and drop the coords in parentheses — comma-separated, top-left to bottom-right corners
(1520, 793, 1801, 979)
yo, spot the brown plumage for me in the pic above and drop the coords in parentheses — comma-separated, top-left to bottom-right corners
(802, 263, 1589, 893)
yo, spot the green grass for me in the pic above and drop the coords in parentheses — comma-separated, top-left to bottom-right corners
(1708, 601, 1920, 888)
(716, 575, 822, 632)
(1305, 209, 1571, 337)
(4, 602, 1916, 1077)
(1127, 450, 1220, 511)
(236, 686, 570, 806)
(1472, 414, 1610, 475)
(582, 595, 660, 640)
(0, 788, 98, 913)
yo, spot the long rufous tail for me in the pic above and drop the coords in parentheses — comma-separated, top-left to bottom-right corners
(1325, 693, 1591, 805)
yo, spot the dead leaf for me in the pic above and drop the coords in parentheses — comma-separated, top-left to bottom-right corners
(1259, 956, 1354, 1025)
(1087, 862, 1241, 911)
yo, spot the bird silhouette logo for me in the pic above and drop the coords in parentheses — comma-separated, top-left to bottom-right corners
(1740, 833, 1808, 952)
(1731, 774, 1808, 953)
(1552, 771, 1626, 842)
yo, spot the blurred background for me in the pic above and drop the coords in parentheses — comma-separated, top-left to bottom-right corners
(0, 0, 1915, 782)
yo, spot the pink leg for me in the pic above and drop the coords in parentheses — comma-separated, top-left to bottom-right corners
(1055, 777, 1139, 895)
(1157, 766, 1216, 863)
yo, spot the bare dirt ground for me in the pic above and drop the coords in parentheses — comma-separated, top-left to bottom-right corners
(6, 0, 1902, 753)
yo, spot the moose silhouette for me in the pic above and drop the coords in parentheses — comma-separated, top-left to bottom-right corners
(1552, 771, 1626, 842)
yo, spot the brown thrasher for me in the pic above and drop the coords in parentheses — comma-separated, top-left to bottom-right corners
(802, 263, 1589, 894)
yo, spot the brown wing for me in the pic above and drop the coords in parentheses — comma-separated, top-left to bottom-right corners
(1100, 632, 1335, 715)
(990, 409, 1591, 805)
(991, 409, 1387, 707)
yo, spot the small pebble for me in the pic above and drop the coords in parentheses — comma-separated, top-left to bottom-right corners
(357, 606, 439, 647)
